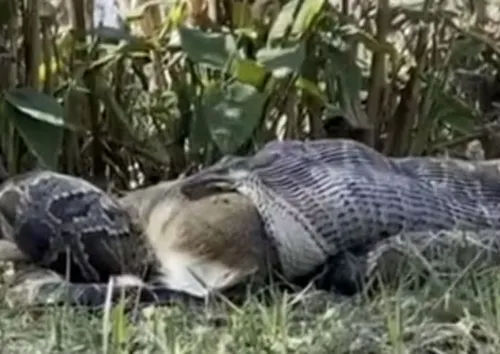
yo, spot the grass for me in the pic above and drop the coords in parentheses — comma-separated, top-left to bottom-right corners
(2, 229, 500, 354)
(2, 268, 500, 354)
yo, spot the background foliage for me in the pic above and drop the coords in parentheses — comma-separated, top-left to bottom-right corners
(0, 0, 499, 193)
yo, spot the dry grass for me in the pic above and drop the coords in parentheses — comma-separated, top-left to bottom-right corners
(2, 263, 500, 354)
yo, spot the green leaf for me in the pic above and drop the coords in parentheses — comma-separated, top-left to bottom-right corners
(342, 25, 399, 62)
(419, 73, 477, 134)
(296, 77, 327, 103)
(324, 104, 346, 118)
(202, 81, 268, 154)
(232, 2, 254, 28)
(123, 0, 164, 19)
(325, 46, 370, 129)
(0, 0, 15, 27)
(448, 37, 486, 66)
(4, 88, 65, 170)
(430, 91, 477, 134)
(231, 59, 268, 88)
(5, 88, 65, 127)
(189, 102, 212, 155)
(291, 0, 326, 35)
(268, 0, 326, 44)
(256, 42, 306, 78)
(90, 26, 137, 44)
(327, 46, 362, 96)
(178, 26, 240, 70)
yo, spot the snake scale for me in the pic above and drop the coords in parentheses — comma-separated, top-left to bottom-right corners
(0, 171, 196, 308)
(4, 138, 500, 307)
(180, 138, 500, 290)
(0, 171, 270, 308)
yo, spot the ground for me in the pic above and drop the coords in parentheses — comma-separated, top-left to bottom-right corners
(2, 265, 500, 354)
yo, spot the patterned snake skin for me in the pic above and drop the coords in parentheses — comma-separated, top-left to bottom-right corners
(5, 138, 500, 307)
(180, 138, 500, 289)
(0, 171, 147, 281)
(0, 171, 203, 308)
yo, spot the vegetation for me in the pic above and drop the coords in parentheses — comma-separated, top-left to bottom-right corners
(1, 0, 500, 352)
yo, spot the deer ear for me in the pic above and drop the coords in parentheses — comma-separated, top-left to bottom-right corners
(181, 179, 235, 200)
(180, 154, 254, 200)
(179, 168, 234, 200)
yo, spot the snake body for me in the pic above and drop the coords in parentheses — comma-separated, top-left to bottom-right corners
(0, 170, 150, 282)
(0, 171, 269, 308)
(0, 170, 182, 307)
(5, 138, 500, 307)
(180, 139, 500, 285)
